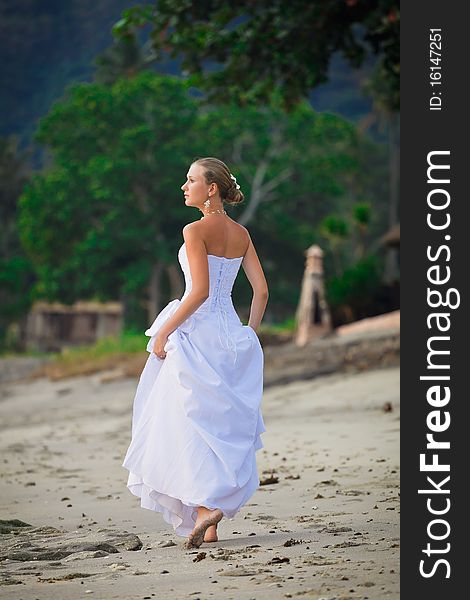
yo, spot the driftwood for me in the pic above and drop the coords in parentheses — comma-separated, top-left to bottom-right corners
(264, 328, 400, 388)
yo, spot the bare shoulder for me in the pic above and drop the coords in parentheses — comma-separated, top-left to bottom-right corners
(227, 216, 251, 246)
(182, 220, 203, 233)
(183, 216, 250, 253)
(182, 220, 204, 239)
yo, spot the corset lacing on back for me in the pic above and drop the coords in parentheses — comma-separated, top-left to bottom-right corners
(179, 243, 244, 365)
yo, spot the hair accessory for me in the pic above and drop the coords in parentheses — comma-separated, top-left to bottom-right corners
(230, 173, 241, 190)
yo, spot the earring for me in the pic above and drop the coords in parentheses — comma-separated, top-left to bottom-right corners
(204, 196, 211, 209)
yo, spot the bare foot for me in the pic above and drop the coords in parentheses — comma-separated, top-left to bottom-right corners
(183, 508, 223, 549)
(204, 523, 218, 543)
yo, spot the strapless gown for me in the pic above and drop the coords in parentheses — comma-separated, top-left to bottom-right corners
(122, 242, 266, 537)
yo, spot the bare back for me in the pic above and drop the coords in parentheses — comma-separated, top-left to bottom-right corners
(200, 215, 248, 259)
(197, 215, 269, 299)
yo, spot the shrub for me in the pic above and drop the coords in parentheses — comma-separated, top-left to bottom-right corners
(326, 253, 384, 324)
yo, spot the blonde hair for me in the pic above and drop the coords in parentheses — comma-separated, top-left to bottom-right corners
(192, 157, 244, 205)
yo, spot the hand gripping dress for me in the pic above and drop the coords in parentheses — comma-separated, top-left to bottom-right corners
(122, 242, 266, 537)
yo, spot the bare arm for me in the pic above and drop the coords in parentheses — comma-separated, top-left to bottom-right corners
(242, 232, 269, 331)
(157, 223, 209, 339)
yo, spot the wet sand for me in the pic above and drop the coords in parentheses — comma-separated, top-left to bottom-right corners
(0, 366, 399, 599)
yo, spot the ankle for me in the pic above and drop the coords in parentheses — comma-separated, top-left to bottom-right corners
(198, 506, 218, 517)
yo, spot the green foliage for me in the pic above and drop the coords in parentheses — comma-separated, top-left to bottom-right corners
(58, 330, 146, 362)
(18, 72, 198, 314)
(317, 200, 388, 319)
(261, 315, 297, 334)
(326, 254, 384, 315)
(353, 202, 372, 226)
(0, 254, 35, 351)
(94, 30, 149, 85)
(320, 215, 349, 239)
(1, 2, 399, 342)
(0, 136, 35, 346)
(16, 69, 381, 327)
(197, 97, 361, 229)
(113, 0, 399, 111)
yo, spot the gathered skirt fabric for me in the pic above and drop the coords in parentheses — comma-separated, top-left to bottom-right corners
(122, 298, 265, 537)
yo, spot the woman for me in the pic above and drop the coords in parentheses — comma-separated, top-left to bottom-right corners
(122, 157, 269, 549)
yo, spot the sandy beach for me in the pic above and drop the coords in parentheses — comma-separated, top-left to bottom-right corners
(0, 365, 399, 599)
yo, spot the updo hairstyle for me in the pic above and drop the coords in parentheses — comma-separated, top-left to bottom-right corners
(192, 157, 244, 205)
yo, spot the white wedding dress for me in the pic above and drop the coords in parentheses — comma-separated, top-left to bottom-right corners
(122, 241, 266, 537)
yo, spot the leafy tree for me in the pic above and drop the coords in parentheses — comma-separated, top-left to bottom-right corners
(352, 201, 372, 258)
(326, 253, 383, 323)
(188, 95, 371, 318)
(319, 215, 349, 276)
(363, 59, 400, 283)
(0, 136, 34, 348)
(113, 0, 399, 111)
(94, 28, 156, 85)
(0, 137, 30, 256)
(19, 72, 198, 327)
(113, 0, 400, 307)
(18, 69, 378, 326)
(196, 94, 360, 229)
(318, 200, 376, 276)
